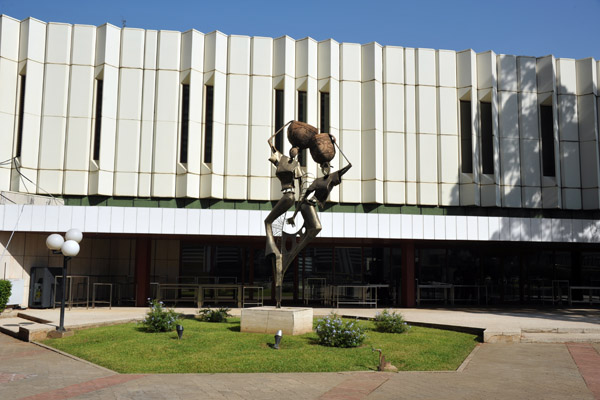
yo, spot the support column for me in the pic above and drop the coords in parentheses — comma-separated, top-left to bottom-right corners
(401, 241, 416, 307)
(135, 238, 151, 306)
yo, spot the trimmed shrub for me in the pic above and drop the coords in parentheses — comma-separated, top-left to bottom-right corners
(315, 313, 366, 348)
(140, 299, 181, 332)
(373, 309, 410, 334)
(0, 280, 12, 313)
(197, 307, 231, 322)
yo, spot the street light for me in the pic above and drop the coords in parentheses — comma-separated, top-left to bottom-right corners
(46, 228, 83, 333)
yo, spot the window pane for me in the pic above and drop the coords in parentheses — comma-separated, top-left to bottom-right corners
(320, 92, 329, 133)
(460, 100, 473, 173)
(15, 75, 26, 158)
(540, 105, 555, 177)
(274, 89, 284, 152)
(93, 79, 103, 161)
(179, 84, 190, 164)
(480, 102, 494, 175)
(203, 85, 214, 163)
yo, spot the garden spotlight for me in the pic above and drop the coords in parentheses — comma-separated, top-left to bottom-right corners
(176, 324, 184, 340)
(274, 329, 282, 349)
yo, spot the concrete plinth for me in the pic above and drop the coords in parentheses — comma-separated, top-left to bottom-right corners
(46, 329, 75, 339)
(241, 306, 313, 335)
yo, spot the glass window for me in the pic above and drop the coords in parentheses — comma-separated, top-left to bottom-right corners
(203, 85, 214, 164)
(540, 105, 556, 177)
(480, 101, 494, 175)
(274, 89, 284, 152)
(460, 100, 473, 173)
(297, 90, 307, 166)
(15, 75, 26, 158)
(320, 92, 329, 133)
(179, 83, 190, 164)
(335, 248, 362, 284)
(93, 79, 103, 161)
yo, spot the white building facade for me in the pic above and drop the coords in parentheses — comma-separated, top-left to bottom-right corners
(1, 15, 599, 308)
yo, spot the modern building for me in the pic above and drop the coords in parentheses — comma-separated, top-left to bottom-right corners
(1, 15, 599, 309)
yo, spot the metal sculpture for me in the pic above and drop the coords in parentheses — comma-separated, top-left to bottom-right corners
(265, 121, 352, 308)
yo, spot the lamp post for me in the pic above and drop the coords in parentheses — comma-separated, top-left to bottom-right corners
(46, 229, 83, 333)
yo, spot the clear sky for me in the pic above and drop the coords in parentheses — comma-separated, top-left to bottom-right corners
(1, 0, 598, 60)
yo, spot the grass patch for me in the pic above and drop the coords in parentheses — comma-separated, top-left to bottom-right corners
(41, 318, 478, 373)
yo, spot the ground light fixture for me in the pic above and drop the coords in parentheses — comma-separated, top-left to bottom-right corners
(176, 324, 184, 339)
(46, 229, 83, 333)
(274, 329, 282, 349)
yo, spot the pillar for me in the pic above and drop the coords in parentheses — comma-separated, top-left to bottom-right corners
(135, 238, 151, 306)
(401, 240, 416, 307)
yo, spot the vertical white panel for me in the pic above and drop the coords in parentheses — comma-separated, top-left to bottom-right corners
(64, 25, 95, 195)
(114, 28, 144, 197)
(225, 35, 250, 199)
(200, 31, 227, 199)
(340, 43, 362, 203)
(361, 42, 383, 203)
(416, 82, 437, 205)
(151, 30, 180, 197)
(0, 16, 20, 191)
(404, 48, 416, 205)
(138, 30, 157, 197)
(13, 18, 47, 194)
(89, 24, 121, 195)
(248, 37, 273, 201)
(438, 50, 459, 206)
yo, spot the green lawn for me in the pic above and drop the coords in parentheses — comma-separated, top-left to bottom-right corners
(41, 318, 479, 373)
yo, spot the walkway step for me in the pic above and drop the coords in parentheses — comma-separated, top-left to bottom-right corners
(521, 332, 600, 343)
(0, 316, 56, 342)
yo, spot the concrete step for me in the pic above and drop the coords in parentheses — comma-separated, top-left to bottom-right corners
(521, 332, 600, 343)
(0, 316, 56, 341)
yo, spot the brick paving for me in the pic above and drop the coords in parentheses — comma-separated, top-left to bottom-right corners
(319, 373, 389, 399)
(19, 375, 145, 400)
(567, 343, 600, 399)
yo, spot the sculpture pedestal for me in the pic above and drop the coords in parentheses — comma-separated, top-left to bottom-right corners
(240, 306, 313, 336)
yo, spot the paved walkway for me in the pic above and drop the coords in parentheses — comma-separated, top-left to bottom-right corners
(0, 307, 600, 398)
(0, 331, 598, 399)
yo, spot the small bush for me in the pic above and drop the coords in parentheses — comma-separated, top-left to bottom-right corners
(0, 280, 12, 313)
(315, 313, 366, 348)
(373, 309, 410, 334)
(140, 299, 181, 332)
(198, 307, 231, 322)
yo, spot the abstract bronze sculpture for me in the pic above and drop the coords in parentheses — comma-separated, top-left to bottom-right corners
(265, 121, 352, 308)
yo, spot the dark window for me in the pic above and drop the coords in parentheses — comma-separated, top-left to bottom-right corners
(320, 91, 330, 133)
(15, 75, 26, 158)
(460, 100, 473, 173)
(480, 102, 494, 175)
(297, 90, 307, 166)
(179, 84, 190, 164)
(203, 85, 214, 164)
(540, 105, 556, 177)
(92, 79, 103, 161)
(274, 89, 284, 152)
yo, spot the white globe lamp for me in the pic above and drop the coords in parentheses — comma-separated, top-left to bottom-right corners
(65, 228, 83, 243)
(46, 233, 64, 251)
(61, 240, 80, 257)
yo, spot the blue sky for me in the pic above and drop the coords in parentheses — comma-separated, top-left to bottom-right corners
(1, 0, 598, 60)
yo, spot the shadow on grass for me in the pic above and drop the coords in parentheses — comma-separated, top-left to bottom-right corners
(227, 325, 241, 332)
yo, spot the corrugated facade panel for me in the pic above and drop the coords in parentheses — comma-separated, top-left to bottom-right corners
(0, 16, 597, 211)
